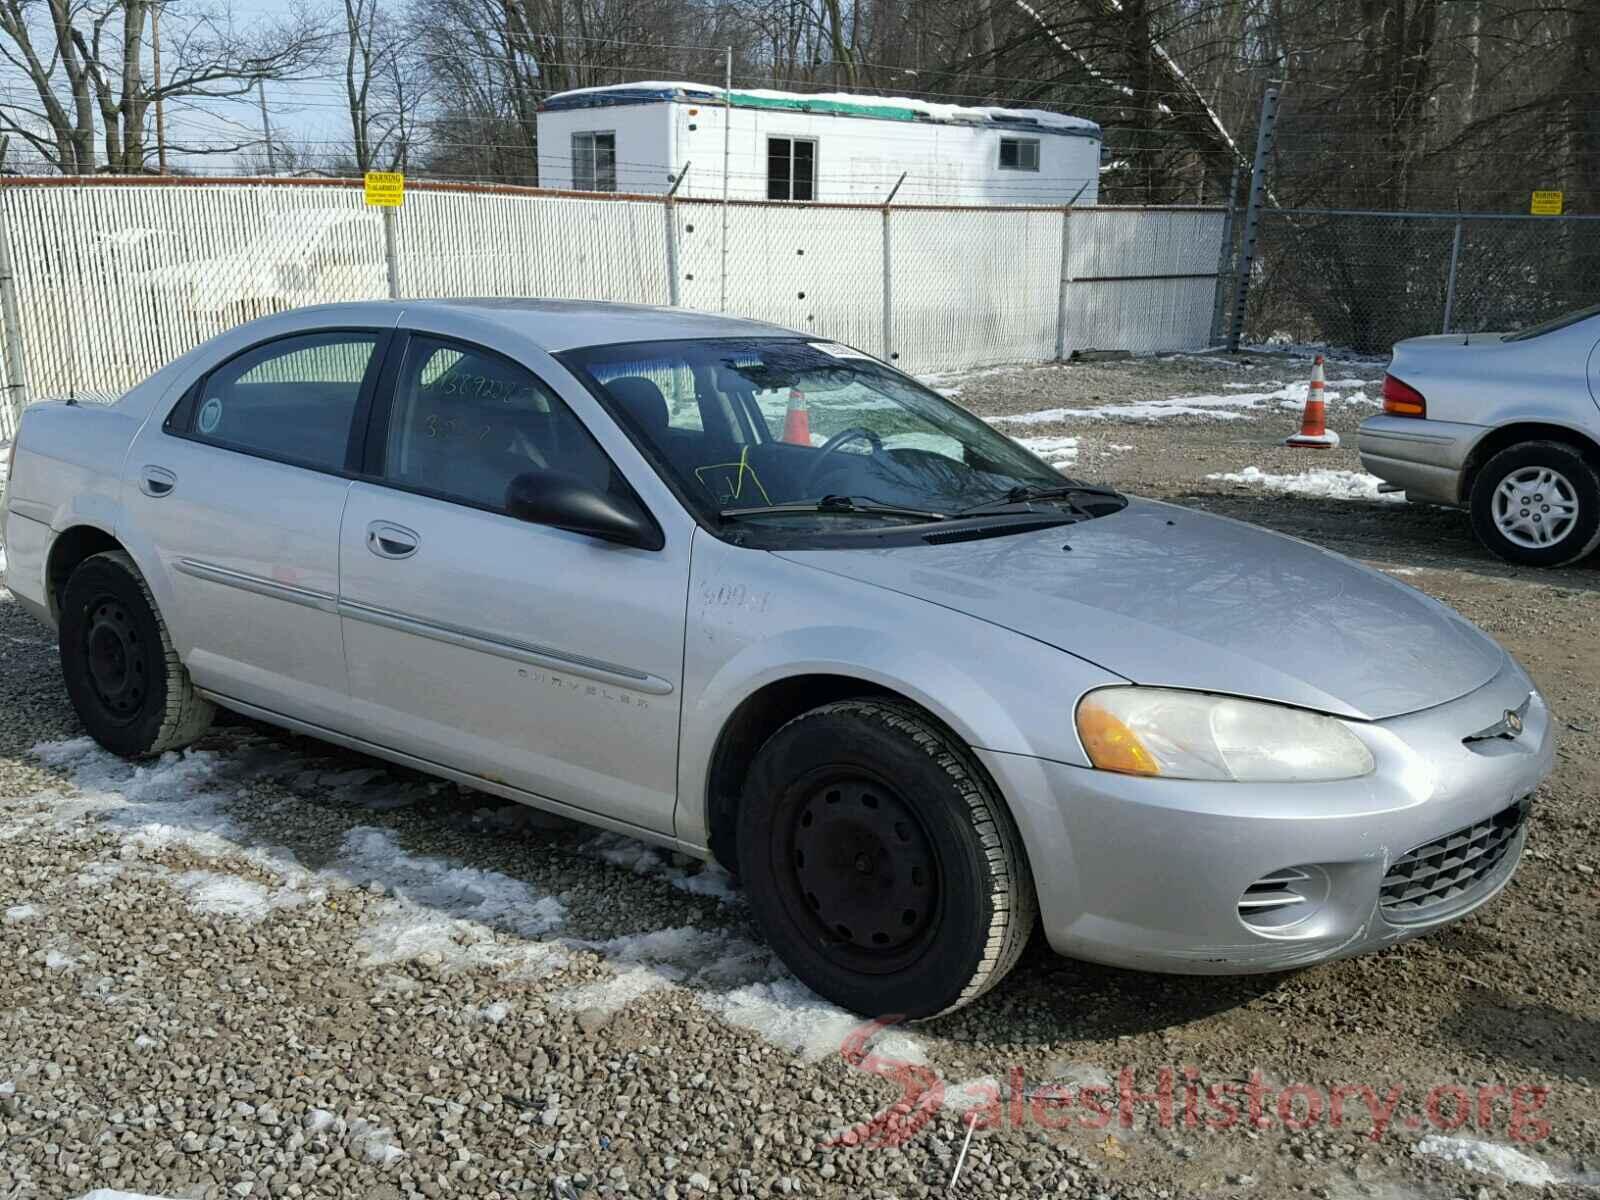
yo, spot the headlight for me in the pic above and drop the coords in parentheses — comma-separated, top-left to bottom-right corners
(1075, 687, 1375, 782)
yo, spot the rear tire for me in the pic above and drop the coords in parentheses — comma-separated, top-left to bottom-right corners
(737, 699, 1036, 1019)
(59, 550, 214, 757)
(1469, 441, 1600, 567)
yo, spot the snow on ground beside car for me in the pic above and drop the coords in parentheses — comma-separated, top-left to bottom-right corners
(994, 377, 1375, 425)
(1207, 466, 1402, 502)
(1013, 434, 1079, 467)
(586, 830, 741, 903)
(25, 736, 924, 1072)
(1412, 1135, 1563, 1188)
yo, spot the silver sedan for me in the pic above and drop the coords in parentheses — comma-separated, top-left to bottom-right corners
(1, 300, 1555, 1018)
(1359, 304, 1600, 566)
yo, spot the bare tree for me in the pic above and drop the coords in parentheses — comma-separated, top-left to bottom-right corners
(342, 0, 422, 171)
(0, 0, 325, 174)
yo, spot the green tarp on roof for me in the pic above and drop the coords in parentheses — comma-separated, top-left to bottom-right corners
(727, 92, 918, 121)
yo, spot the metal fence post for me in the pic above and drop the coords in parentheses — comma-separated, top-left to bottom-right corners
(381, 206, 401, 300)
(663, 163, 689, 306)
(1210, 164, 1241, 346)
(1441, 217, 1464, 334)
(0, 146, 30, 423)
(719, 46, 731, 313)
(881, 172, 906, 360)
(1228, 87, 1279, 352)
(1054, 206, 1073, 360)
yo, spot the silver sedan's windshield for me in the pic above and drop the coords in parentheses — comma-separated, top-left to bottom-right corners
(561, 337, 1092, 527)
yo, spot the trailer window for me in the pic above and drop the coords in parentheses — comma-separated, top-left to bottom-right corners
(999, 137, 1040, 171)
(573, 132, 617, 192)
(768, 137, 816, 201)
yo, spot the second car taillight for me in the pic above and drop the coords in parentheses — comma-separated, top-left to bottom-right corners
(1382, 374, 1426, 417)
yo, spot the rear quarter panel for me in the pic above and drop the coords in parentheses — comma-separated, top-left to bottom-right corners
(1392, 324, 1600, 441)
(2, 401, 144, 619)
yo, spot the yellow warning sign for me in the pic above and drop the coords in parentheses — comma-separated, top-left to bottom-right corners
(364, 171, 404, 207)
(1530, 190, 1563, 216)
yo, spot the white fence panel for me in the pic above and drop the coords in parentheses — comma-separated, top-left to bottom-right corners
(399, 190, 670, 303)
(677, 200, 883, 353)
(1066, 208, 1224, 355)
(889, 207, 1062, 371)
(0, 181, 1225, 405)
(7, 182, 386, 401)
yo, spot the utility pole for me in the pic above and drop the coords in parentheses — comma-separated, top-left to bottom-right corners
(1227, 86, 1278, 353)
(257, 79, 277, 173)
(152, 3, 167, 173)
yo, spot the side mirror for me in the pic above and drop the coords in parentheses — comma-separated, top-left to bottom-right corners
(505, 471, 663, 550)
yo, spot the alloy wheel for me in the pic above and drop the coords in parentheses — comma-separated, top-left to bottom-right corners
(1492, 466, 1578, 550)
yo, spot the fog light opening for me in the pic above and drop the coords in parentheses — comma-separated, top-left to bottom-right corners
(1238, 864, 1331, 933)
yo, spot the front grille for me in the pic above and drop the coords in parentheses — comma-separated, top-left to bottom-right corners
(1380, 802, 1527, 924)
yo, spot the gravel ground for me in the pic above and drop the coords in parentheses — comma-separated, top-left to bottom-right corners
(2, 347, 1599, 1200)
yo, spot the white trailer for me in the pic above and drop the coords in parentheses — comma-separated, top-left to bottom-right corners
(536, 82, 1102, 205)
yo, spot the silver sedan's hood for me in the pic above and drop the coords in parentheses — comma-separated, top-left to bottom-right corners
(776, 498, 1506, 721)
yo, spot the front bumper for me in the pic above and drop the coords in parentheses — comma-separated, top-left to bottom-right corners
(978, 660, 1553, 974)
(1357, 415, 1484, 506)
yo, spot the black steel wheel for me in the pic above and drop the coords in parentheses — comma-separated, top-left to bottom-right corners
(81, 594, 150, 723)
(59, 550, 213, 757)
(782, 772, 942, 975)
(739, 698, 1036, 1019)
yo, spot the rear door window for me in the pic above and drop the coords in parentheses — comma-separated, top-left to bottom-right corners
(181, 332, 378, 472)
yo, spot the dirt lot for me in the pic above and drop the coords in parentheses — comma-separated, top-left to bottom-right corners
(2, 348, 1598, 1200)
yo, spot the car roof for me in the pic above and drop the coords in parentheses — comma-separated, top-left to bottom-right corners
(388, 297, 799, 352)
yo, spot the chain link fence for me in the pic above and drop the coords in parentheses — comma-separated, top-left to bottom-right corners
(1244, 209, 1600, 353)
(0, 177, 1227, 414)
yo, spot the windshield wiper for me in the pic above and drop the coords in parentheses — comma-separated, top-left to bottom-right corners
(954, 482, 1125, 518)
(720, 494, 947, 522)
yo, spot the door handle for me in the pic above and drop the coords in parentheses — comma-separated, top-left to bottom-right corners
(139, 466, 177, 498)
(366, 520, 419, 560)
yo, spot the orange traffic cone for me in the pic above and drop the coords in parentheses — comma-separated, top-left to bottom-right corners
(782, 388, 811, 445)
(1284, 355, 1339, 448)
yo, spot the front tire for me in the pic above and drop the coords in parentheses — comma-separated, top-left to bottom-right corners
(59, 550, 214, 757)
(737, 699, 1036, 1019)
(1469, 441, 1600, 567)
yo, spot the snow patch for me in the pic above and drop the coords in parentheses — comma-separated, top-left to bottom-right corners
(997, 378, 1369, 425)
(704, 977, 928, 1065)
(1014, 434, 1079, 468)
(4, 903, 40, 923)
(347, 1117, 406, 1166)
(1206, 466, 1401, 502)
(29, 740, 572, 980)
(554, 964, 676, 1015)
(944, 1076, 1003, 1114)
(1413, 1135, 1562, 1188)
(169, 870, 311, 923)
(304, 1108, 338, 1133)
(586, 832, 741, 903)
(471, 1001, 512, 1024)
